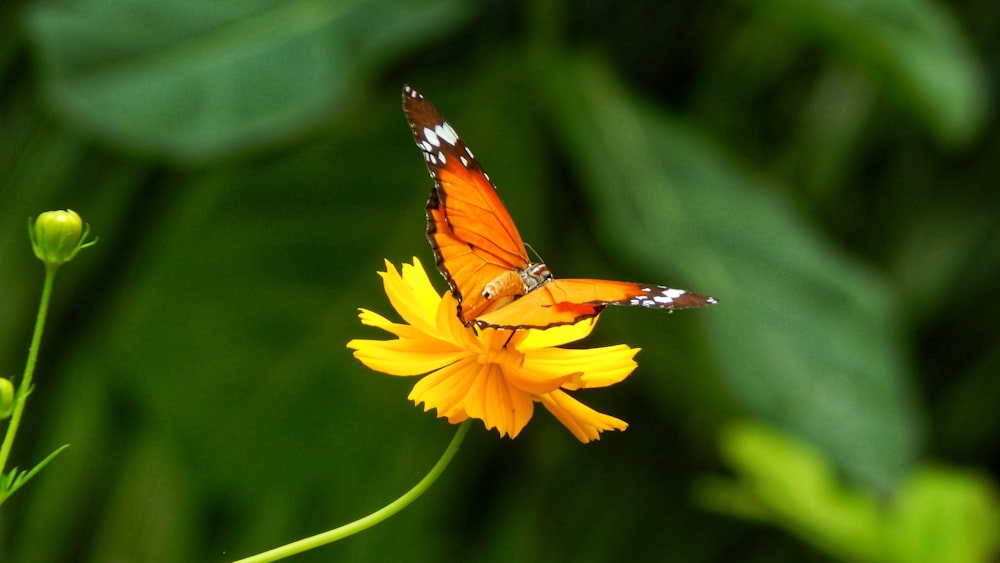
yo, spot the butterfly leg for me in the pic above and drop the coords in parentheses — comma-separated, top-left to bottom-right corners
(502, 331, 516, 349)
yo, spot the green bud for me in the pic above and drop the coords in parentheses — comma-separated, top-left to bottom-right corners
(29, 210, 96, 269)
(0, 378, 13, 419)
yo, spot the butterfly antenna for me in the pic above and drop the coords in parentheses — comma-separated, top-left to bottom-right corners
(525, 242, 546, 265)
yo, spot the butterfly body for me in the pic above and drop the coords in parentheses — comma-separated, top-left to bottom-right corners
(483, 262, 550, 300)
(403, 85, 717, 330)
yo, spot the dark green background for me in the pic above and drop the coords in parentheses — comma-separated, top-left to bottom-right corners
(0, 0, 996, 561)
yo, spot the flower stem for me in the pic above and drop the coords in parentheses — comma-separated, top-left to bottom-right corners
(0, 266, 57, 479)
(232, 420, 472, 563)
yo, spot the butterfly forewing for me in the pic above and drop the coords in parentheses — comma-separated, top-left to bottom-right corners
(403, 86, 529, 268)
(425, 197, 517, 322)
(403, 85, 532, 323)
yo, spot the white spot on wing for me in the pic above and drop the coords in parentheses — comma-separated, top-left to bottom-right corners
(623, 285, 714, 310)
(423, 127, 440, 147)
(436, 122, 459, 145)
(460, 156, 469, 167)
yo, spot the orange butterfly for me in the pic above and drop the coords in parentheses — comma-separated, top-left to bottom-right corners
(402, 85, 717, 330)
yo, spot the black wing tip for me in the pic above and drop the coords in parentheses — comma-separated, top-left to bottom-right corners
(680, 292, 719, 309)
(690, 292, 719, 307)
(620, 286, 719, 310)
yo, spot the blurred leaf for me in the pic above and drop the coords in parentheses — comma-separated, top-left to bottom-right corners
(890, 201, 999, 325)
(887, 466, 1000, 563)
(88, 439, 197, 562)
(751, 0, 989, 146)
(695, 421, 882, 561)
(783, 65, 878, 202)
(540, 56, 918, 491)
(697, 421, 1000, 563)
(24, 0, 469, 163)
(935, 342, 1000, 459)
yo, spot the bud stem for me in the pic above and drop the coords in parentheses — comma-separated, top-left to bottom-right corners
(0, 268, 57, 488)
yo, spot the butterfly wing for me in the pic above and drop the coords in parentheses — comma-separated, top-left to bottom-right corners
(475, 279, 718, 329)
(403, 85, 531, 324)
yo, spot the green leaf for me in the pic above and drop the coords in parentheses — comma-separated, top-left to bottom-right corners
(0, 444, 69, 506)
(542, 56, 919, 491)
(887, 466, 1000, 563)
(24, 0, 469, 163)
(695, 421, 883, 561)
(697, 421, 1000, 562)
(750, 0, 989, 146)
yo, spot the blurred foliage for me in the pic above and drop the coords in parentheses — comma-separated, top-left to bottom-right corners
(697, 421, 999, 563)
(0, 0, 997, 561)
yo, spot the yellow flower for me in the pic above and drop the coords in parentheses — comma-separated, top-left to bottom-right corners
(347, 258, 640, 442)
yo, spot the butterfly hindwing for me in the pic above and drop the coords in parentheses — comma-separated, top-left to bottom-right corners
(476, 279, 716, 329)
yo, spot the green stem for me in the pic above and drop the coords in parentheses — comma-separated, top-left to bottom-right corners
(232, 420, 472, 563)
(0, 266, 57, 478)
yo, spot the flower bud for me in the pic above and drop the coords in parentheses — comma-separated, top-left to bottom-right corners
(29, 210, 95, 269)
(0, 378, 14, 419)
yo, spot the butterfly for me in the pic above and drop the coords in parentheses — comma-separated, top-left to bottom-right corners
(402, 85, 717, 330)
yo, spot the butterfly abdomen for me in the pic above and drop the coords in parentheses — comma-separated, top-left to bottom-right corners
(483, 262, 551, 299)
(483, 271, 529, 301)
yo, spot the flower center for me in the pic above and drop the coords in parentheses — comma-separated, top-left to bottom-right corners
(477, 345, 524, 368)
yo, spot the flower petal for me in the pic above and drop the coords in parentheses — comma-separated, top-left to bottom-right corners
(518, 316, 597, 349)
(348, 338, 466, 376)
(409, 357, 479, 422)
(379, 259, 439, 334)
(524, 345, 638, 390)
(400, 258, 444, 310)
(462, 361, 534, 439)
(501, 356, 581, 395)
(435, 291, 477, 348)
(356, 308, 428, 341)
(538, 389, 628, 443)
